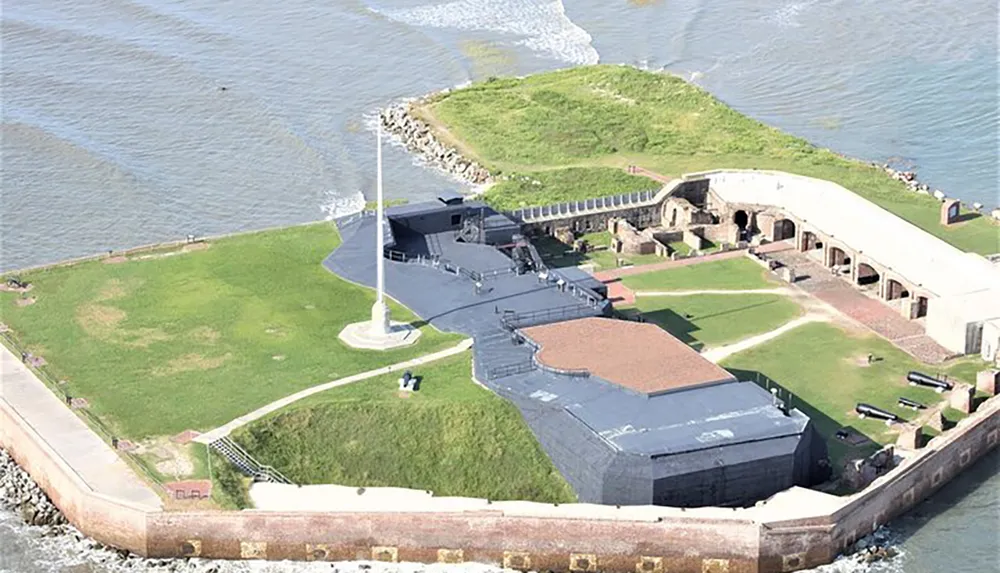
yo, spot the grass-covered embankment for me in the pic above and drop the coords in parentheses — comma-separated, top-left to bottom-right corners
(233, 352, 576, 503)
(0, 223, 462, 439)
(413, 65, 997, 254)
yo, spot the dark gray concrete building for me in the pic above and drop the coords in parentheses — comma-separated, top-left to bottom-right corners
(326, 194, 828, 508)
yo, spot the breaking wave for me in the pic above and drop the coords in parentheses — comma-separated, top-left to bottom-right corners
(373, 0, 599, 65)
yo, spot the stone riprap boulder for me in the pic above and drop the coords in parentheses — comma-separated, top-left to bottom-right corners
(0, 448, 66, 527)
(379, 102, 492, 186)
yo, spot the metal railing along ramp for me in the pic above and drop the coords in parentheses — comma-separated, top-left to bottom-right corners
(506, 188, 663, 224)
(210, 436, 292, 485)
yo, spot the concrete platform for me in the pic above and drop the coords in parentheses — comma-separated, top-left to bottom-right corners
(338, 320, 421, 350)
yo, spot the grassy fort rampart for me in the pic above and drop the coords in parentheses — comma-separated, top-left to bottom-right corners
(409, 65, 997, 255)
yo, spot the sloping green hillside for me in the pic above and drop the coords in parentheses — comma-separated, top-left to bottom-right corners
(415, 65, 997, 254)
(233, 353, 576, 503)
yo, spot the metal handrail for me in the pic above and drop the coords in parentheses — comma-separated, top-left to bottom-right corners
(211, 436, 292, 484)
(516, 332, 590, 378)
(486, 360, 536, 380)
(500, 303, 594, 330)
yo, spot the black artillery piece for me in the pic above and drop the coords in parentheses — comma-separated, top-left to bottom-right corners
(897, 396, 927, 411)
(906, 371, 953, 393)
(6, 277, 28, 289)
(856, 403, 901, 424)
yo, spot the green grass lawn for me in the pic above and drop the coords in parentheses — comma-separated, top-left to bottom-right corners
(0, 223, 462, 439)
(417, 65, 998, 255)
(233, 352, 576, 504)
(667, 241, 692, 256)
(631, 293, 802, 350)
(483, 167, 658, 211)
(621, 257, 777, 291)
(721, 322, 980, 476)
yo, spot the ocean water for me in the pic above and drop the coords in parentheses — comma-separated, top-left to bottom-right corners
(0, 0, 997, 571)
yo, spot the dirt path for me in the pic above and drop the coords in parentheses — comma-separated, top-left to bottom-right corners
(637, 285, 857, 363)
(194, 338, 474, 444)
(701, 314, 822, 363)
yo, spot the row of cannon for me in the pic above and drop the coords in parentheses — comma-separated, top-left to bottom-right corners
(855, 371, 954, 424)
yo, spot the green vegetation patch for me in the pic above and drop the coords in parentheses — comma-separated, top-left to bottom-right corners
(234, 353, 575, 503)
(621, 257, 776, 291)
(419, 65, 997, 254)
(633, 293, 801, 350)
(482, 167, 658, 212)
(721, 322, 978, 474)
(0, 223, 462, 439)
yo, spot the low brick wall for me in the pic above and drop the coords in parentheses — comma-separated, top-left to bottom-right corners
(2, 391, 997, 573)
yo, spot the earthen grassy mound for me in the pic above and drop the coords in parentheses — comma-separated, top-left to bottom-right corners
(415, 65, 997, 254)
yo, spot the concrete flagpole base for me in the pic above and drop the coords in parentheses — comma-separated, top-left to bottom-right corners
(338, 320, 421, 350)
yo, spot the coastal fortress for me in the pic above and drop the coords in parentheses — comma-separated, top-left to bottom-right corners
(2, 65, 998, 572)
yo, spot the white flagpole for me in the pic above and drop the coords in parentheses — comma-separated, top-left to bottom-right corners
(375, 122, 385, 306)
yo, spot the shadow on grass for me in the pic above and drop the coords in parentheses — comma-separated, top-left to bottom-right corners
(641, 307, 703, 351)
(641, 299, 786, 352)
(951, 211, 982, 224)
(533, 236, 585, 268)
(972, 395, 989, 411)
(727, 367, 881, 482)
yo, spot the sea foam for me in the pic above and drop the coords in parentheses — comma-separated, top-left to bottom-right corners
(373, 0, 599, 66)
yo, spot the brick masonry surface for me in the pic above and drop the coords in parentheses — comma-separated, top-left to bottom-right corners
(2, 387, 998, 573)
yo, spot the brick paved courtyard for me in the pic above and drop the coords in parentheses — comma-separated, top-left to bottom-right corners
(769, 250, 953, 363)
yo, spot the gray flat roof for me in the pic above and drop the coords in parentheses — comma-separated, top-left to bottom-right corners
(328, 212, 809, 460)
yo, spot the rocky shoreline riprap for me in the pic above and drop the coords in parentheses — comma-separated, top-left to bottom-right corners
(1, 447, 65, 528)
(870, 162, 997, 217)
(378, 100, 492, 186)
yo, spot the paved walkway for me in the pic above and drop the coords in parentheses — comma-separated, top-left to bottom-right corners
(0, 346, 162, 509)
(769, 250, 953, 363)
(195, 338, 474, 444)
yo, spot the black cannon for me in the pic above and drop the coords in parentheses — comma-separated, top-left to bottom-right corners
(906, 371, 953, 393)
(897, 396, 927, 411)
(856, 403, 901, 423)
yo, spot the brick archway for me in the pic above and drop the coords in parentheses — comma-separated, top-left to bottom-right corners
(827, 246, 850, 267)
(885, 278, 910, 301)
(857, 263, 880, 287)
(915, 295, 929, 318)
(800, 230, 821, 251)
(773, 219, 796, 241)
